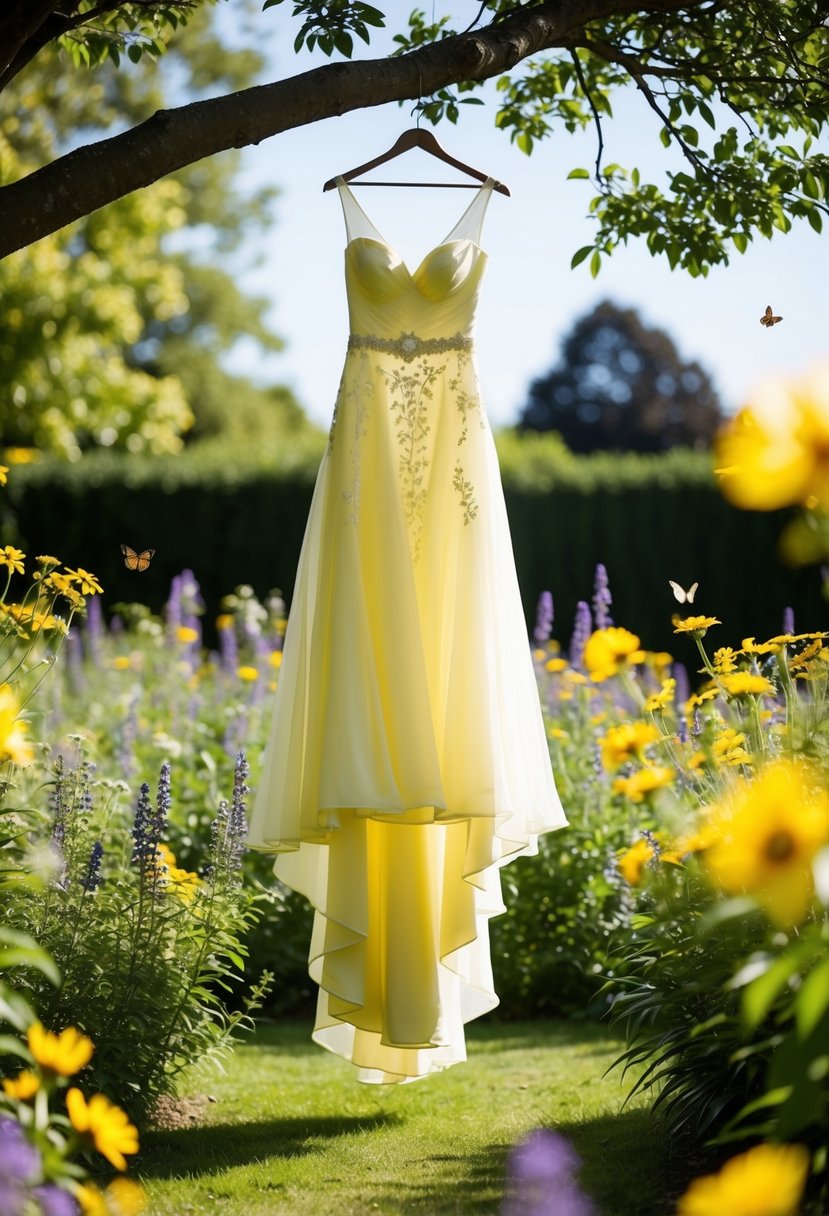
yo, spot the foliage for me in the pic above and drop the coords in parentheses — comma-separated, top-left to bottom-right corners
(519, 300, 723, 453)
(3, 436, 825, 658)
(0, 517, 274, 1133)
(1, 3, 828, 273)
(3, 749, 273, 1126)
(0, 930, 151, 1215)
(0, 7, 309, 458)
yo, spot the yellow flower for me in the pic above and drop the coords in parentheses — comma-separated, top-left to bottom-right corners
(677, 1142, 809, 1216)
(715, 362, 829, 511)
(617, 838, 655, 884)
(547, 727, 568, 740)
(545, 657, 567, 672)
(718, 672, 775, 698)
(703, 759, 829, 926)
(27, 1022, 94, 1076)
(112, 657, 132, 670)
(644, 678, 676, 713)
(76, 1178, 148, 1216)
(712, 728, 752, 767)
(176, 625, 199, 644)
(63, 567, 103, 596)
(583, 627, 642, 681)
(712, 647, 738, 673)
(2, 1069, 40, 1100)
(3, 447, 40, 465)
(66, 1088, 139, 1171)
(154, 843, 200, 901)
(686, 685, 719, 710)
(269, 650, 283, 669)
(0, 683, 34, 767)
(741, 636, 783, 656)
(672, 614, 720, 636)
(215, 613, 234, 630)
(675, 813, 722, 854)
(0, 545, 25, 575)
(0, 464, 7, 485)
(237, 665, 259, 681)
(35, 555, 60, 568)
(600, 721, 660, 771)
(532, 648, 546, 662)
(46, 572, 85, 608)
(613, 766, 675, 804)
(275, 617, 288, 635)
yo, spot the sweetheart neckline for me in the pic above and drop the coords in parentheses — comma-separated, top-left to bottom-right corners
(345, 236, 487, 284)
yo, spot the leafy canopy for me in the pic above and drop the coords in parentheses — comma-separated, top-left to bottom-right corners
(2, 1, 828, 275)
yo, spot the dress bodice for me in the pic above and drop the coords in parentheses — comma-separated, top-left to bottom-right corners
(339, 179, 493, 342)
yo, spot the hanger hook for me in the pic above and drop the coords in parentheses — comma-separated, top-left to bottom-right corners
(414, 59, 424, 128)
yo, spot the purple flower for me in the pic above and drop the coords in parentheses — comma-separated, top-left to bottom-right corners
(782, 606, 795, 636)
(229, 752, 249, 873)
(0, 1117, 41, 1216)
(672, 662, 690, 711)
(82, 596, 104, 666)
(165, 573, 183, 635)
(218, 619, 238, 676)
(502, 1129, 595, 1216)
(80, 841, 104, 893)
(156, 761, 172, 836)
(592, 564, 613, 630)
(131, 782, 154, 866)
(117, 694, 138, 779)
(569, 602, 593, 670)
(34, 1185, 79, 1216)
(533, 591, 554, 645)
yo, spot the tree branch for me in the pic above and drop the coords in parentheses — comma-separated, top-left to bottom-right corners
(570, 50, 605, 178)
(0, 0, 698, 258)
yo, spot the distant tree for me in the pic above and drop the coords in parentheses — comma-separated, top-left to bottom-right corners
(519, 300, 723, 453)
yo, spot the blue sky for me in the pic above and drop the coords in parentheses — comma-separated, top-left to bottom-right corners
(224, 5, 827, 430)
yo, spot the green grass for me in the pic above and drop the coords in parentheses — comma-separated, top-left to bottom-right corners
(130, 1018, 693, 1216)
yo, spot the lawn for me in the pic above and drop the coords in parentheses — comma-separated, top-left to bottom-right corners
(135, 1018, 690, 1216)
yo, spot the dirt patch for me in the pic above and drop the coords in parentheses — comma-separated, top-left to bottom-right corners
(146, 1093, 214, 1130)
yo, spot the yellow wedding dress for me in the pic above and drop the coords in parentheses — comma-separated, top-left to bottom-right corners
(248, 178, 566, 1083)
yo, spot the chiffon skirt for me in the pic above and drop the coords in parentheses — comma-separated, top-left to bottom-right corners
(248, 350, 566, 1082)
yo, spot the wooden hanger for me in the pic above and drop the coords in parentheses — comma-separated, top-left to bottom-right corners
(323, 128, 510, 196)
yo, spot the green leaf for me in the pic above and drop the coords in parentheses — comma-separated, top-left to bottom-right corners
(802, 170, 820, 199)
(698, 101, 716, 129)
(742, 951, 803, 1031)
(333, 30, 353, 58)
(568, 168, 590, 180)
(807, 208, 823, 233)
(570, 245, 593, 269)
(796, 957, 829, 1039)
(589, 249, 601, 278)
(516, 132, 533, 156)
(732, 232, 749, 253)
(127, 43, 143, 63)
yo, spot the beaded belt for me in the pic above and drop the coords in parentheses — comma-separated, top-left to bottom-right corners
(347, 332, 473, 363)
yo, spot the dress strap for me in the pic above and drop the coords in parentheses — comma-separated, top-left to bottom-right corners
(336, 176, 388, 245)
(442, 177, 495, 247)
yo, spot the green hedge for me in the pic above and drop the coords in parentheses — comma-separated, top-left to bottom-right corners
(2, 437, 824, 654)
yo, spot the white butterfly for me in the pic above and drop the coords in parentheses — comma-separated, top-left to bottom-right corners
(669, 580, 698, 604)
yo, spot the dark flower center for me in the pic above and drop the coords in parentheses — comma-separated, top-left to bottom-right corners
(764, 830, 796, 863)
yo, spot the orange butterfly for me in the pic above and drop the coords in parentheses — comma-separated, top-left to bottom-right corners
(121, 544, 155, 572)
(760, 305, 783, 327)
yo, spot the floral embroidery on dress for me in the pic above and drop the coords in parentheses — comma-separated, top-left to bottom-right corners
(380, 356, 443, 560)
(452, 460, 478, 525)
(448, 351, 483, 449)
